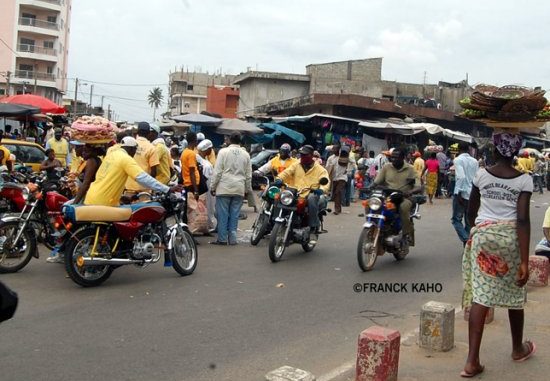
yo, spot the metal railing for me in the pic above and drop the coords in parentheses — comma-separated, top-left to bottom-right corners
(17, 44, 57, 56)
(19, 17, 59, 30)
(39, 0, 62, 4)
(14, 70, 56, 82)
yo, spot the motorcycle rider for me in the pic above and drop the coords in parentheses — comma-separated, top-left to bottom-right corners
(254, 143, 298, 178)
(370, 146, 422, 243)
(84, 137, 182, 207)
(275, 145, 330, 234)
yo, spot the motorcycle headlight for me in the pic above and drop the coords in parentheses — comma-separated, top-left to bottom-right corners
(368, 197, 382, 211)
(280, 190, 294, 206)
(267, 186, 280, 199)
(22, 187, 29, 201)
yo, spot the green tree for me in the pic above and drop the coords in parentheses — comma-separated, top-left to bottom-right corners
(147, 87, 164, 121)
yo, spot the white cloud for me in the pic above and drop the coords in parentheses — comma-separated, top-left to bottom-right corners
(430, 19, 463, 41)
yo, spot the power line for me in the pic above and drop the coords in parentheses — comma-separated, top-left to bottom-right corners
(0, 37, 20, 57)
(78, 78, 168, 87)
(65, 89, 148, 102)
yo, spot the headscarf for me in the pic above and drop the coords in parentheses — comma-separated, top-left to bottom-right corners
(492, 133, 523, 158)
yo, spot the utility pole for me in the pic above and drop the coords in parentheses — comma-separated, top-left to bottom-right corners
(5, 71, 11, 96)
(73, 78, 79, 118)
(33, 74, 37, 94)
(88, 84, 94, 114)
(107, 104, 111, 120)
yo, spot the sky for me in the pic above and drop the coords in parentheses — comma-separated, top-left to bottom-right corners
(67, 0, 550, 122)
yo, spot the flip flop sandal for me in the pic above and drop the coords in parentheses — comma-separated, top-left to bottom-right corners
(460, 365, 485, 378)
(513, 341, 536, 362)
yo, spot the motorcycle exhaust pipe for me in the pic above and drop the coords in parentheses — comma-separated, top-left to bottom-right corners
(81, 257, 142, 266)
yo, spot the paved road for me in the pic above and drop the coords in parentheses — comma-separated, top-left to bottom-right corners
(1, 194, 548, 381)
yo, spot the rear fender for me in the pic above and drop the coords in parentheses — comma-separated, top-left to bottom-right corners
(1, 216, 39, 257)
(167, 222, 190, 250)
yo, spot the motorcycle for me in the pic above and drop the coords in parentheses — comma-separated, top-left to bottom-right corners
(268, 177, 329, 262)
(0, 173, 69, 273)
(357, 182, 425, 271)
(250, 176, 279, 245)
(62, 191, 198, 287)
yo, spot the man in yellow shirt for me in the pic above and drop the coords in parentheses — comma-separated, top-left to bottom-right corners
(254, 143, 298, 179)
(125, 122, 160, 193)
(0, 131, 13, 172)
(277, 145, 330, 233)
(180, 131, 200, 202)
(149, 124, 172, 185)
(85, 137, 180, 206)
(517, 152, 533, 173)
(69, 140, 85, 173)
(46, 128, 70, 167)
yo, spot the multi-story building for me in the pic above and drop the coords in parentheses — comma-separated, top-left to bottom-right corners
(0, 0, 72, 104)
(168, 70, 235, 116)
(205, 85, 239, 118)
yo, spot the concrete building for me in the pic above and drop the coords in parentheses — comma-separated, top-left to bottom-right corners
(0, 0, 72, 104)
(206, 85, 239, 118)
(233, 58, 470, 117)
(168, 70, 236, 116)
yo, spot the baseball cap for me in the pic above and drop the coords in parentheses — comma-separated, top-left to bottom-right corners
(121, 136, 138, 147)
(197, 132, 205, 141)
(197, 139, 213, 152)
(299, 145, 314, 155)
(280, 143, 291, 151)
(137, 121, 151, 132)
(150, 123, 160, 134)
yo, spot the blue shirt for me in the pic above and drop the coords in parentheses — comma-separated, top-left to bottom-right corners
(453, 153, 479, 200)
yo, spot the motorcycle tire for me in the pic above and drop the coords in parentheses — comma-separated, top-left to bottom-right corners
(170, 226, 198, 276)
(357, 227, 379, 272)
(393, 236, 410, 261)
(36, 223, 56, 250)
(250, 213, 269, 246)
(268, 222, 287, 262)
(0, 220, 36, 273)
(64, 227, 114, 287)
(302, 232, 317, 252)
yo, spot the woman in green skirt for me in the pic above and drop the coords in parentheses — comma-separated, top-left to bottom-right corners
(462, 132, 536, 377)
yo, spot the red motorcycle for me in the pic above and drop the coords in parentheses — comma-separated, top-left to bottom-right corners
(0, 173, 69, 273)
(62, 192, 198, 287)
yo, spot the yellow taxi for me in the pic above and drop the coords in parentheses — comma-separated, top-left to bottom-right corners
(1, 139, 46, 172)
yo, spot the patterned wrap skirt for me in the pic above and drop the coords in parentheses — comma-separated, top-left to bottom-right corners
(462, 221, 526, 309)
(426, 172, 438, 196)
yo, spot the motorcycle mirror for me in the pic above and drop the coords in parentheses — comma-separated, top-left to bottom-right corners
(319, 177, 329, 186)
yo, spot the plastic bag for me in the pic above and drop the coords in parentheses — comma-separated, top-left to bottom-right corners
(187, 196, 209, 234)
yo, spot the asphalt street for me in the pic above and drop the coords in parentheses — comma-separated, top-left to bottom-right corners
(0, 194, 548, 381)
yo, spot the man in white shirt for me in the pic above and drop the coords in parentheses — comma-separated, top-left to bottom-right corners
(210, 133, 252, 245)
(452, 142, 479, 246)
(197, 139, 216, 232)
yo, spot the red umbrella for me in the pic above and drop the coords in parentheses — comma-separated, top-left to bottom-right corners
(0, 94, 66, 114)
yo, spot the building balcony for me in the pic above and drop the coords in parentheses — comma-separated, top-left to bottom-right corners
(17, 44, 58, 62)
(14, 70, 56, 83)
(18, 17, 60, 36)
(19, 0, 62, 12)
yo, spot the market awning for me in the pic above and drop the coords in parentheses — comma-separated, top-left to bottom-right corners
(259, 123, 305, 144)
(0, 103, 40, 117)
(0, 94, 65, 114)
(408, 123, 474, 143)
(171, 113, 222, 126)
(215, 119, 263, 135)
(358, 121, 425, 135)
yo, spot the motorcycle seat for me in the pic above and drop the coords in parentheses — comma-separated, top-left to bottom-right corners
(120, 202, 162, 212)
(64, 205, 133, 222)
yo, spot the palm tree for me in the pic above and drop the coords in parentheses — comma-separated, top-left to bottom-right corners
(147, 87, 164, 121)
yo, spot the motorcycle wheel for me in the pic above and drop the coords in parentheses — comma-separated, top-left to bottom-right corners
(170, 226, 198, 276)
(250, 213, 269, 246)
(268, 222, 287, 262)
(64, 227, 114, 287)
(37, 223, 56, 250)
(357, 227, 379, 272)
(0, 220, 36, 273)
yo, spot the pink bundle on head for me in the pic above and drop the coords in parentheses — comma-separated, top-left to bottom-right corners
(492, 133, 523, 158)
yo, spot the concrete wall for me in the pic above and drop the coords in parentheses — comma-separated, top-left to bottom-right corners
(0, 0, 17, 94)
(237, 78, 309, 116)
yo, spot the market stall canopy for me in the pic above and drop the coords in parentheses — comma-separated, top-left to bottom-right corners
(0, 94, 66, 114)
(408, 123, 474, 143)
(0, 103, 40, 117)
(10, 113, 53, 123)
(216, 119, 263, 135)
(358, 121, 425, 135)
(171, 113, 222, 126)
(259, 123, 306, 144)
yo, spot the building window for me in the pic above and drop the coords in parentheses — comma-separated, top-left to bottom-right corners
(21, 13, 36, 19)
(187, 84, 193, 91)
(0, 89, 5, 96)
(57, 68, 60, 77)
(44, 41, 54, 49)
(47, 16, 57, 24)
(60, 19, 64, 29)
(47, 66, 54, 75)
(19, 64, 34, 72)
(20, 38, 35, 52)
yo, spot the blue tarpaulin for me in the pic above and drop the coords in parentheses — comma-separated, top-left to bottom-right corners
(259, 123, 305, 144)
(245, 131, 279, 144)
